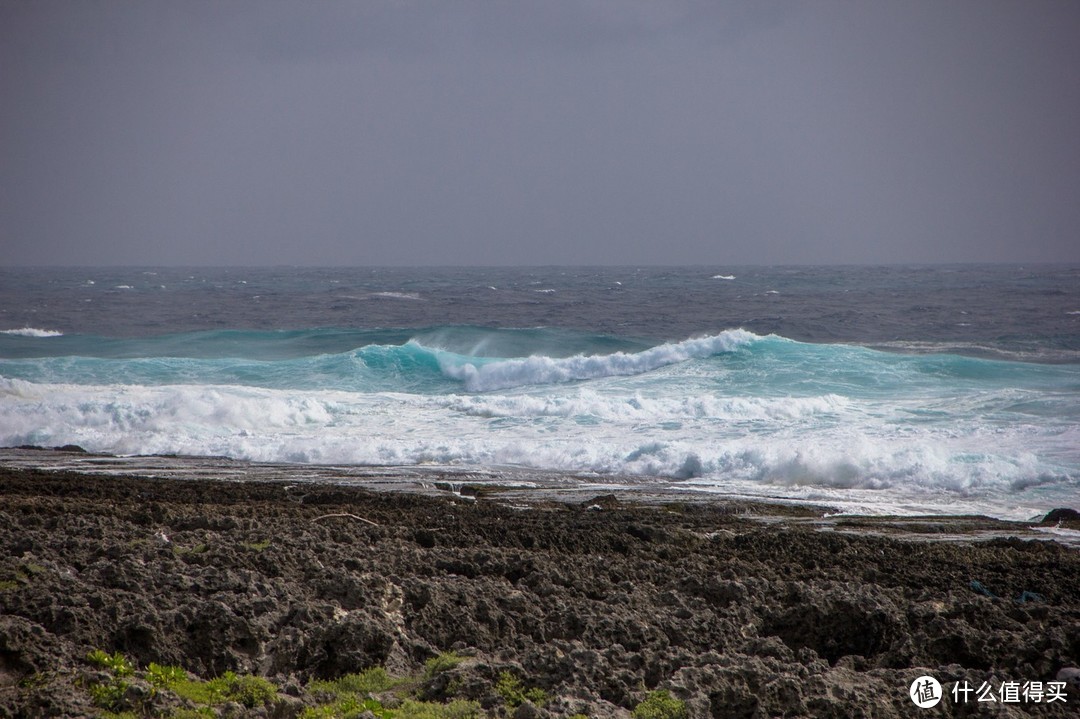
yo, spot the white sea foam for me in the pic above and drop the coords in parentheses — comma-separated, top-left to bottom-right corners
(1, 328, 63, 338)
(436, 329, 759, 392)
(4, 373, 1073, 522)
(712, 274, 736, 280)
(369, 292, 423, 301)
(436, 391, 850, 422)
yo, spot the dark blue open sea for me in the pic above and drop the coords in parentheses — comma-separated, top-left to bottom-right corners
(2, 265, 1078, 520)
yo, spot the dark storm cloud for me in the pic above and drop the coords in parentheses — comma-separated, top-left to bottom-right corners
(1, 1, 1078, 266)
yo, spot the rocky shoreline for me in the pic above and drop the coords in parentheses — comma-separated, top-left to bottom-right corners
(1, 464, 1078, 718)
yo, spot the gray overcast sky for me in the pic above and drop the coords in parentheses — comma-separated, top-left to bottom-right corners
(2, 1, 1079, 266)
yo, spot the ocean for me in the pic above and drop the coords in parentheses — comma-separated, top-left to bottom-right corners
(2, 265, 1078, 520)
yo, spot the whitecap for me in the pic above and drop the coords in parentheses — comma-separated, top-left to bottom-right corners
(368, 292, 423, 301)
(712, 274, 736, 280)
(1, 327, 63, 338)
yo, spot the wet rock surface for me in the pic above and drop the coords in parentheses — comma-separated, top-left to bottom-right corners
(1, 467, 1078, 717)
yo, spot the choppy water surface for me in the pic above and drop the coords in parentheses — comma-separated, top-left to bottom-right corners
(2, 265, 1078, 519)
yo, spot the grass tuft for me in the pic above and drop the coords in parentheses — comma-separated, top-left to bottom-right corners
(309, 666, 399, 696)
(395, 699, 481, 718)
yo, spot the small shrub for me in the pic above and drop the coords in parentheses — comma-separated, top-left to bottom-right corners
(423, 652, 464, 679)
(204, 671, 277, 707)
(632, 690, 687, 719)
(444, 674, 465, 697)
(88, 679, 129, 711)
(147, 662, 187, 689)
(87, 650, 135, 678)
(229, 673, 278, 707)
(495, 672, 547, 708)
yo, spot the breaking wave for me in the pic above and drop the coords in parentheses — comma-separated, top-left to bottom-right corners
(2, 324, 1078, 518)
(432, 330, 759, 391)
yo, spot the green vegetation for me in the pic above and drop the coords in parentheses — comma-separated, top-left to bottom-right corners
(212, 672, 278, 707)
(87, 649, 135, 677)
(495, 671, 547, 708)
(21, 561, 47, 575)
(632, 690, 687, 719)
(309, 666, 399, 696)
(394, 699, 481, 719)
(300, 697, 481, 719)
(146, 662, 187, 688)
(172, 542, 210, 557)
(2, 563, 47, 590)
(79, 648, 495, 719)
(300, 696, 385, 719)
(147, 666, 277, 707)
(241, 539, 272, 552)
(303, 654, 481, 719)
(84, 650, 135, 712)
(422, 651, 465, 679)
(83, 651, 278, 716)
(88, 679, 130, 711)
